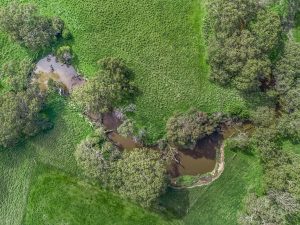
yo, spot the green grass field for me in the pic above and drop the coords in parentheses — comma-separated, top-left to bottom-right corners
(0, 0, 260, 224)
(24, 165, 175, 225)
(14, 0, 245, 141)
(0, 96, 93, 225)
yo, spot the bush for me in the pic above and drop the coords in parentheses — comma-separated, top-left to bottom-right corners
(166, 109, 221, 149)
(250, 106, 276, 127)
(72, 57, 134, 114)
(110, 148, 167, 208)
(117, 119, 135, 137)
(74, 135, 120, 182)
(62, 28, 72, 40)
(0, 2, 53, 50)
(56, 46, 73, 65)
(226, 132, 252, 153)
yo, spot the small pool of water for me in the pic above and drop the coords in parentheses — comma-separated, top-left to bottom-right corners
(169, 133, 220, 177)
(33, 55, 85, 92)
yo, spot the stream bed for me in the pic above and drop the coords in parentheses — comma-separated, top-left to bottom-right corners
(102, 112, 220, 178)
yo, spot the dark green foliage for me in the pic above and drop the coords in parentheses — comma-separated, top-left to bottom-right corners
(251, 10, 282, 54)
(0, 86, 51, 147)
(72, 57, 134, 114)
(209, 30, 260, 86)
(273, 41, 300, 95)
(264, 151, 300, 200)
(1, 59, 34, 92)
(207, 0, 258, 37)
(226, 132, 252, 153)
(279, 84, 300, 113)
(233, 58, 271, 91)
(74, 130, 120, 181)
(51, 16, 65, 37)
(250, 106, 276, 127)
(278, 111, 300, 143)
(166, 109, 221, 149)
(117, 119, 135, 137)
(56, 45, 73, 65)
(110, 149, 167, 208)
(238, 191, 300, 225)
(207, 0, 283, 92)
(0, 2, 56, 50)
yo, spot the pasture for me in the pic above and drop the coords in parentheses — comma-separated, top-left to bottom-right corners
(0, 0, 258, 225)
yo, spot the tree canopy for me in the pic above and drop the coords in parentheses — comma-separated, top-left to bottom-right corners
(72, 58, 134, 115)
(166, 109, 221, 149)
(0, 2, 65, 50)
(0, 86, 51, 147)
(110, 148, 167, 208)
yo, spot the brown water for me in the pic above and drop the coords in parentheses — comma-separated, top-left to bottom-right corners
(169, 133, 220, 177)
(33, 55, 85, 92)
(102, 112, 221, 177)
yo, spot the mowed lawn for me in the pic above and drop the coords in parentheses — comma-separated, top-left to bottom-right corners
(18, 0, 245, 141)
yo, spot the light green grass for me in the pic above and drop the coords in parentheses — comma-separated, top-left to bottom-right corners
(160, 150, 263, 225)
(13, 0, 245, 141)
(0, 96, 93, 225)
(283, 140, 300, 155)
(293, 12, 300, 42)
(0, 0, 255, 224)
(24, 166, 176, 225)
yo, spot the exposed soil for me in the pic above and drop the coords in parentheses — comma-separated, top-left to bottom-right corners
(33, 55, 85, 92)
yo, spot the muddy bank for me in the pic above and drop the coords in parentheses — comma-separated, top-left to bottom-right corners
(33, 55, 85, 92)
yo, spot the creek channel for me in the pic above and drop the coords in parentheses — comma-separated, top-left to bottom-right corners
(102, 112, 223, 178)
(33, 55, 247, 179)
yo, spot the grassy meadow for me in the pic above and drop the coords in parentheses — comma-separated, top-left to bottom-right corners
(0, 0, 261, 225)
(24, 166, 174, 225)
(17, 0, 245, 141)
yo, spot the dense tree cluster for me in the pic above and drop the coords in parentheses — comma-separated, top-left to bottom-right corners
(1, 59, 34, 92)
(72, 58, 134, 115)
(75, 131, 167, 208)
(166, 109, 222, 149)
(74, 128, 120, 181)
(273, 41, 300, 113)
(0, 86, 51, 147)
(110, 149, 167, 208)
(239, 191, 300, 225)
(207, 0, 282, 92)
(0, 2, 66, 50)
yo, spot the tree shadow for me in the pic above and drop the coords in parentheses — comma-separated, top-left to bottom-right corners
(159, 187, 190, 219)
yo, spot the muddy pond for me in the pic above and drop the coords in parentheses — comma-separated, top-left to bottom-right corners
(102, 113, 223, 178)
(33, 55, 84, 92)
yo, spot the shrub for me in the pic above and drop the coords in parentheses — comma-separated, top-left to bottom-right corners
(110, 148, 167, 208)
(166, 109, 220, 149)
(56, 46, 73, 65)
(74, 135, 120, 182)
(0, 2, 54, 50)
